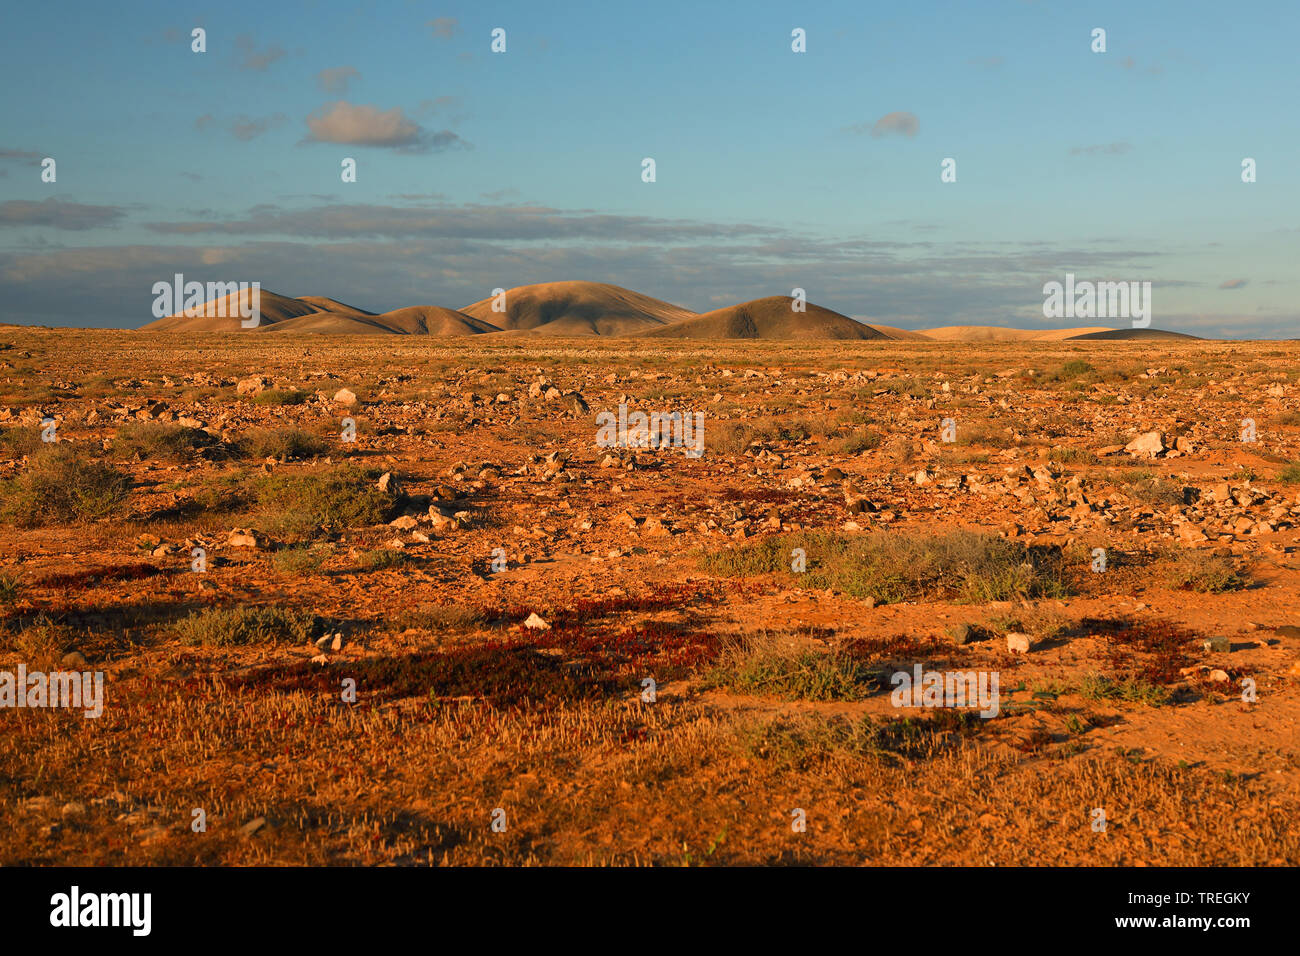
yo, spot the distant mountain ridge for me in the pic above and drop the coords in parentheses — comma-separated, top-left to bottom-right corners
(138, 281, 1199, 341)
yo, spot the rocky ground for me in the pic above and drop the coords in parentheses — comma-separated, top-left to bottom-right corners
(1, 329, 1298, 865)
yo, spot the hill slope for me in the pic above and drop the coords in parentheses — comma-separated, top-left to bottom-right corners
(140, 288, 321, 331)
(369, 306, 501, 335)
(1066, 328, 1200, 341)
(141, 290, 496, 335)
(460, 281, 695, 336)
(294, 296, 376, 317)
(642, 296, 886, 341)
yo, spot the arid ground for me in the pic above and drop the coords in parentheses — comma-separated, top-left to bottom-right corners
(2, 329, 1299, 865)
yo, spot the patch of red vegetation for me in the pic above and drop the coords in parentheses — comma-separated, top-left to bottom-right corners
(842, 633, 970, 666)
(1085, 617, 1202, 685)
(37, 562, 162, 591)
(530, 621, 721, 680)
(226, 643, 620, 707)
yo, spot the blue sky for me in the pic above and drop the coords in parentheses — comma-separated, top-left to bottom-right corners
(1, 0, 1296, 335)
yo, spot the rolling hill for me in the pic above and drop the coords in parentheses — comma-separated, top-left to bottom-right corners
(141, 289, 494, 335)
(641, 296, 886, 341)
(459, 281, 695, 336)
(137, 282, 1201, 340)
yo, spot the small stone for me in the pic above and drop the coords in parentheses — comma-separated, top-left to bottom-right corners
(1207, 669, 1230, 683)
(523, 612, 550, 631)
(332, 387, 357, 406)
(389, 515, 418, 531)
(641, 516, 671, 537)
(1203, 635, 1230, 653)
(946, 623, 973, 646)
(227, 529, 260, 549)
(238, 816, 267, 838)
(1006, 632, 1031, 654)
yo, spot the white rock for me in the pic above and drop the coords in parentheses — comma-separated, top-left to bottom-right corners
(1125, 431, 1165, 458)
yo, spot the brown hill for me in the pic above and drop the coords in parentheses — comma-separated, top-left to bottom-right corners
(918, 325, 1112, 342)
(259, 312, 395, 334)
(1066, 328, 1200, 341)
(643, 296, 886, 341)
(460, 281, 695, 336)
(369, 306, 501, 335)
(140, 288, 321, 332)
(140, 290, 497, 335)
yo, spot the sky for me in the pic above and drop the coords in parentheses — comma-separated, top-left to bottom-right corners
(0, 0, 1296, 336)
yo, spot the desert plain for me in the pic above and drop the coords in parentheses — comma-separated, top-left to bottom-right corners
(2, 318, 1299, 866)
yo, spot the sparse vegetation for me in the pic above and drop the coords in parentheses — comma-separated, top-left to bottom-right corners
(702, 530, 1069, 604)
(3, 333, 1298, 867)
(705, 634, 877, 701)
(1079, 673, 1171, 707)
(1, 446, 131, 526)
(175, 605, 321, 647)
(235, 427, 328, 461)
(395, 604, 488, 634)
(250, 388, 309, 406)
(0, 572, 20, 606)
(112, 422, 215, 461)
(253, 465, 398, 538)
(1164, 549, 1248, 593)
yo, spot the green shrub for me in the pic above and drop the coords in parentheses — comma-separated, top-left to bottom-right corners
(705, 635, 876, 701)
(253, 465, 398, 538)
(839, 428, 882, 454)
(356, 548, 409, 570)
(1, 446, 131, 526)
(702, 530, 1069, 604)
(236, 427, 327, 461)
(176, 605, 320, 647)
(1164, 550, 1247, 594)
(113, 422, 215, 461)
(250, 389, 308, 406)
